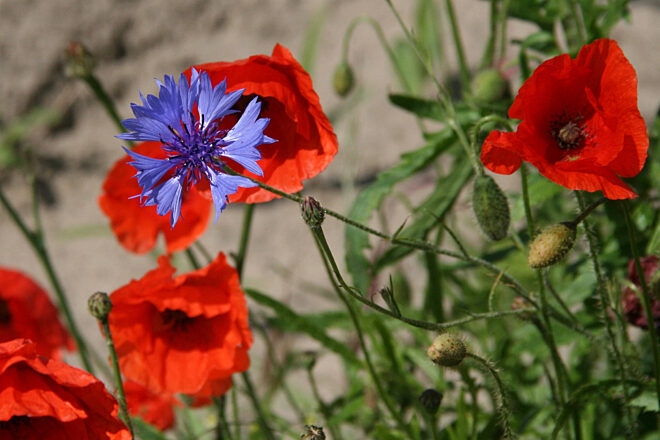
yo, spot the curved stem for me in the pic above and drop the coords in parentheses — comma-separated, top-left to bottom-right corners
(100, 319, 134, 438)
(576, 192, 635, 434)
(312, 225, 419, 440)
(0, 185, 94, 372)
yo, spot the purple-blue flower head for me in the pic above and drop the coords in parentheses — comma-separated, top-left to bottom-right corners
(116, 68, 276, 227)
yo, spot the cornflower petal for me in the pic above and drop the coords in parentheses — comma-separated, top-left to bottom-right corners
(208, 169, 257, 221)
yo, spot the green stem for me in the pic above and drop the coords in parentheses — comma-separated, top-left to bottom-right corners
(241, 371, 276, 440)
(444, 0, 470, 90)
(231, 388, 242, 440)
(312, 226, 419, 440)
(213, 397, 233, 440)
(576, 192, 635, 434)
(568, 0, 587, 46)
(520, 166, 575, 437)
(82, 74, 126, 136)
(479, 0, 498, 68)
(100, 319, 134, 438)
(622, 201, 660, 409)
(185, 247, 201, 270)
(306, 367, 344, 440)
(235, 204, 255, 278)
(0, 185, 94, 373)
(465, 353, 514, 439)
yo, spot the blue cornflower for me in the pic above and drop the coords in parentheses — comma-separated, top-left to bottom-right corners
(117, 68, 276, 227)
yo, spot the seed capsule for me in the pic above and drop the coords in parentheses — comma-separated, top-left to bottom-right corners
(472, 174, 510, 241)
(528, 222, 577, 269)
(427, 333, 467, 367)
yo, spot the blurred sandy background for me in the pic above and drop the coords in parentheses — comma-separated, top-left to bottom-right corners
(1, 0, 658, 384)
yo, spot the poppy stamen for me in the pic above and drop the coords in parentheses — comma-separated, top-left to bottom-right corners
(0, 298, 11, 324)
(550, 114, 587, 150)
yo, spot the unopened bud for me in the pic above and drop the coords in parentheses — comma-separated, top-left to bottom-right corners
(472, 174, 510, 241)
(301, 196, 325, 228)
(427, 333, 466, 367)
(88, 291, 112, 321)
(471, 68, 509, 104)
(333, 62, 355, 97)
(419, 388, 443, 415)
(300, 425, 326, 440)
(65, 42, 96, 78)
(528, 222, 577, 269)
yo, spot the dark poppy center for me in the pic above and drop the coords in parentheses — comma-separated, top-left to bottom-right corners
(160, 308, 193, 331)
(549, 113, 587, 150)
(0, 415, 30, 430)
(0, 298, 11, 324)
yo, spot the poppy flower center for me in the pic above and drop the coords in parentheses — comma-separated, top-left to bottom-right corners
(0, 415, 30, 430)
(0, 298, 11, 324)
(160, 308, 194, 331)
(549, 113, 587, 151)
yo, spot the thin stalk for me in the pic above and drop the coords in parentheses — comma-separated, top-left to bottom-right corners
(567, 0, 587, 46)
(444, 0, 470, 90)
(497, 0, 511, 61)
(82, 74, 126, 136)
(622, 201, 660, 409)
(231, 388, 242, 440)
(0, 185, 94, 372)
(479, 0, 498, 68)
(235, 204, 255, 278)
(185, 247, 201, 270)
(100, 319, 134, 438)
(213, 397, 233, 440)
(306, 367, 344, 440)
(521, 166, 575, 438)
(241, 371, 276, 440)
(312, 226, 419, 440)
(465, 353, 514, 439)
(576, 192, 635, 434)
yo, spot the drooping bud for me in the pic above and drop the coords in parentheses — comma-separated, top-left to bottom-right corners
(472, 174, 510, 241)
(88, 291, 112, 321)
(300, 425, 326, 440)
(301, 196, 325, 228)
(332, 62, 355, 97)
(418, 388, 443, 415)
(528, 222, 577, 269)
(427, 333, 466, 367)
(64, 42, 96, 79)
(471, 68, 509, 104)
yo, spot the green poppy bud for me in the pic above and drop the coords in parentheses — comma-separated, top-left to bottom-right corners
(333, 62, 354, 97)
(88, 291, 112, 321)
(427, 333, 467, 367)
(472, 174, 510, 241)
(64, 41, 96, 79)
(528, 222, 577, 269)
(471, 68, 508, 104)
(419, 388, 443, 415)
(301, 196, 325, 228)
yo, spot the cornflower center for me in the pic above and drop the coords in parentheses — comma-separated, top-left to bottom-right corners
(160, 114, 228, 186)
(0, 298, 11, 324)
(549, 111, 588, 151)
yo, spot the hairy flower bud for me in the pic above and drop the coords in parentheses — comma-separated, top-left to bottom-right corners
(528, 222, 577, 269)
(419, 388, 443, 415)
(472, 174, 510, 241)
(301, 196, 325, 228)
(427, 333, 466, 367)
(88, 291, 112, 321)
(333, 62, 355, 97)
(300, 425, 326, 440)
(471, 68, 509, 104)
(64, 41, 96, 78)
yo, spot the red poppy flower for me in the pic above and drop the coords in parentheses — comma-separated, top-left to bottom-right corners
(0, 268, 73, 359)
(99, 141, 212, 254)
(621, 256, 660, 330)
(0, 339, 130, 439)
(108, 252, 252, 397)
(188, 44, 338, 204)
(123, 380, 179, 430)
(481, 39, 648, 199)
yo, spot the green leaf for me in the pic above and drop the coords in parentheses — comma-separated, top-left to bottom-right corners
(630, 388, 660, 412)
(388, 94, 445, 120)
(345, 128, 457, 292)
(374, 157, 473, 271)
(131, 417, 168, 440)
(511, 175, 564, 223)
(245, 288, 362, 367)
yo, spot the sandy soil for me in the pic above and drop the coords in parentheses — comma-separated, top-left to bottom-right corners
(1, 0, 658, 406)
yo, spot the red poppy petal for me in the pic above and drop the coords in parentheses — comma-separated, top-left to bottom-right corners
(99, 142, 211, 255)
(538, 161, 637, 199)
(189, 44, 338, 204)
(481, 131, 523, 175)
